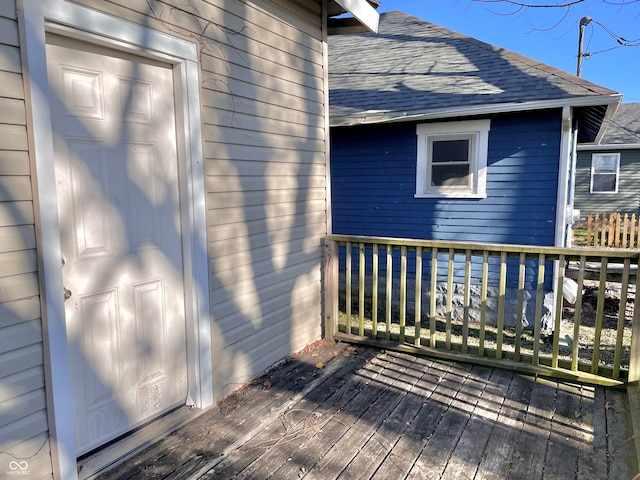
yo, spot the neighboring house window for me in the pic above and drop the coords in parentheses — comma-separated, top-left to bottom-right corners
(590, 153, 620, 193)
(416, 119, 490, 198)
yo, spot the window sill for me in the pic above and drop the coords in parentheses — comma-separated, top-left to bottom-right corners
(414, 192, 487, 199)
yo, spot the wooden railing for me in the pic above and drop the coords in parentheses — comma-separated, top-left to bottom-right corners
(585, 212, 640, 249)
(324, 234, 640, 386)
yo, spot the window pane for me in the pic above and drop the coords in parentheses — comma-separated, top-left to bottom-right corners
(592, 173, 616, 192)
(594, 156, 617, 172)
(432, 164, 470, 187)
(432, 139, 469, 163)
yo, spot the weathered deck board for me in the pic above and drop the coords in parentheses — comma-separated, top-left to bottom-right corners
(98, 342, 639, 480)
(474, 367, 535, 480)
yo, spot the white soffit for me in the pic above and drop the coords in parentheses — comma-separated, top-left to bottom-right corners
(334, 0, 379, 33)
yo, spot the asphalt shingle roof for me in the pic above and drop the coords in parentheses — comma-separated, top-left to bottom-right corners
(329, 11, 618, 121)
(602, 102, 640, 144)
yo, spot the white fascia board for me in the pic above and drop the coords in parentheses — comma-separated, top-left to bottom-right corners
(333, 0, 379, 33)
(330, 94, 623, 127)
(577, 143, 640, 151)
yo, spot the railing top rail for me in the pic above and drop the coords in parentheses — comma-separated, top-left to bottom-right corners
(326, 234, 640, 260)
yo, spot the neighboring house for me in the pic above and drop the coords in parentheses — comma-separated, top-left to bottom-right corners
(575, 102, 640, 215)
(329, 11, 619, 249)
(0, 1, 378, 479)
(327, 11, 620, 323)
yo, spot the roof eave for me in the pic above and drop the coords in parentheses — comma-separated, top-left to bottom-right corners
(328, 0, 379, 34)
(577, 143, 640, 151)
(330, 94, 623, 128)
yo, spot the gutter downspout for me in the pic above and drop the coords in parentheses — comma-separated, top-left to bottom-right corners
(323, 0, 332, 236)
(566, 117, 580, 247)
(552, 106, 573, 330)
(555, 106, 573, 249)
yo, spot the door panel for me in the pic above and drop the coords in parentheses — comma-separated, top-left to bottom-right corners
(46, 34, 188, 455)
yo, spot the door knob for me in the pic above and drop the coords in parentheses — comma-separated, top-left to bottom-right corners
(63, 287, 72, 301)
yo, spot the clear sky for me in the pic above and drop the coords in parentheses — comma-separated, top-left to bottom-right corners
(376, 1, 640, 103)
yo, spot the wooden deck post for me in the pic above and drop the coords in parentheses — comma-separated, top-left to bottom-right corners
(323, 238, 339, 342)
(628, 255, 640, 383)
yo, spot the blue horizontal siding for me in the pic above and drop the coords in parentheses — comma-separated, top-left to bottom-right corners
(331, 109, 561, 248)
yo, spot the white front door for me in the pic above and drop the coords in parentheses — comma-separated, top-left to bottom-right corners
(46, 34, 188, 455)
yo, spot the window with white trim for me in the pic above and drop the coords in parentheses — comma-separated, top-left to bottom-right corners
(590, 153, 620, 193)
(416, 119, 490, 198)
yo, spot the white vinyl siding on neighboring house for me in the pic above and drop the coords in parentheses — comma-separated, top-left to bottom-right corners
(590, 152, 620, 193)
(0, 2, 53, 479)
(416, 119, 490, 198)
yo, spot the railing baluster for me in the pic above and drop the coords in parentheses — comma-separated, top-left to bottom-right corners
(533, 253, 545, 365)
(572, 256, 586, 371)
(385, 245, 392, 340)
(415, 246, 423, 346)
(552, 254, 565, 369)
(400, 246, 407, 344)
(515, 252, 526, 362)
(372, 244, 379, 338)
(327, 234, 637, 386)
(613, 258, 631, 378)
(430, 247, 438, 348)
(446, 248, 454, 350)
(462, 250, 471, 353)
(346, 241, 352, 333)
(479, 251, 489, 356)
(496, 251, 507, 359)
(592, 257, 608, 375)
(359, 242, 365, 336)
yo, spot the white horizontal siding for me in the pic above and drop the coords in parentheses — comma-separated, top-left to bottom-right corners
(0, 344, 44, 380)
(0, 71, 24, 99)
(0, 176, 32, 201)
(0, 98, 26, 125)
(197, 0, 325, 402)
(206, 203, 326, 229)
(207, 221, 326, 256)
(207, 187, 326, 209)
(0, 389, 47, 429)
(0, 124, 28, 150)
(0, 202, 35, 227)
(0, 319, 42, 355)
(0, 17, 19, 46)
(204, 127, 324, 151)
(0, 44, 21, 73)
(0, 150, 29, 175)
(0, 249, 37, 277)
(0, 5, 51, 477)
(207, 212, 326, 242)
(0, 411, 50, 464)
(0, 0, 15, 19)
(0, 296, 41, 328)
(6, 1, 326, 476)
(204, 108, 324, 140)
(0, 225, 36, 253)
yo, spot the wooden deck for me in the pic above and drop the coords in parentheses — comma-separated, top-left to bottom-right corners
(96, 341, 639, 480)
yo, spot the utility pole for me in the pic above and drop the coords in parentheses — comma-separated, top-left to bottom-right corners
(577, 16, 592, 77)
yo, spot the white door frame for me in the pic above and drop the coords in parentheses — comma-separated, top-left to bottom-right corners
(18, 1, 213, 478)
